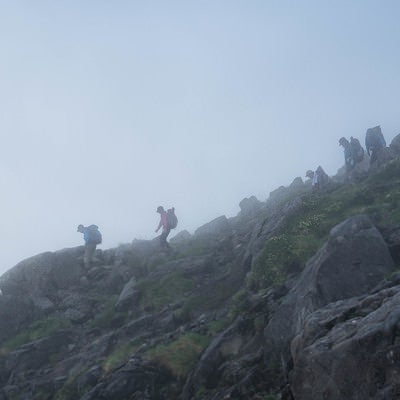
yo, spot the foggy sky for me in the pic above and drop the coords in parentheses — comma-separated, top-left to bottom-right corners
(1, 1, 400, 275)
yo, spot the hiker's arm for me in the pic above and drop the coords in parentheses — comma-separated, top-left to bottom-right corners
(155, 220, 162, 233)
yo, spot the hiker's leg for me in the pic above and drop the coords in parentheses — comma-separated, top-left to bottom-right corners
(370, 149, 378, 165)
(160, 231, 167, 248)
(164, 229, 172, 251)
(160, 229, 171, 250)
(84, 244, 96, 268)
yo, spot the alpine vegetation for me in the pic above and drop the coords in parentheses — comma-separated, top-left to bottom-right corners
(2, 130, 400, 399)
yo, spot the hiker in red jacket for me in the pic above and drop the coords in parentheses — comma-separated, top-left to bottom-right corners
(155, 206, 171, 251)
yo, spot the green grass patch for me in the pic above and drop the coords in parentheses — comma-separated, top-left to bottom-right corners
(53, 368, 88, 400)
(230, 289, 250, 317)
(103, 340, 141, 373)
(145, 333, 211, 379)
(249, 233, 323, 290)
(137, 271, 194, 311)
(166, 236, 217, 261)
(89, 295, 128, 330)
(249, 160, 400, 292)
(206, 318, 231, 335)
(0, 317, 71, 353)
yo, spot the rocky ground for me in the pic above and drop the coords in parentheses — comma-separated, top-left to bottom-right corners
(1, 136, 400, 399)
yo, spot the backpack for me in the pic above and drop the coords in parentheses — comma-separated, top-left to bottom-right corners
(87, 224, 102, 244)
(350, 137, 365, 163)
(365, 126, 386, 150)
(166, 208, 178, 229)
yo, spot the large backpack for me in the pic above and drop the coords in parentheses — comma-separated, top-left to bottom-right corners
(365, 126, 386, 150)
(166, 208, 178, 229)
(87, 225, 102, 244)
(350, 137, 365, 163)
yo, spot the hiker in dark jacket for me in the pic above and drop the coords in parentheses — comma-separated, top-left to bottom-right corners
(349, 136, 365, 164)
(339, 137, 355, 180)
(77, 224, 102, 268)
(365, 126, 386, 165)
(155, 206, 171, 251)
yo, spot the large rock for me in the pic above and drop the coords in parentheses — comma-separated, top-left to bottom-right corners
(194, 216, 232, 237)
(0, 295, 36, 343)
(390, 133, 400, 156)
(80, 358, 174, 400)
(0, 248, 84, 296)
(290, 176, 304, 188)
(4, 330, 72, 373)
(170, 230, 192, 244)
(290, 286, 400, 400)
(369, 147, 395, 170)
(115, 277, 140, 311)
(263, 215, 395, 372)
(182, 316, 264, 400)
(238, 196, 262, 218)
(245, 196, 304, 259)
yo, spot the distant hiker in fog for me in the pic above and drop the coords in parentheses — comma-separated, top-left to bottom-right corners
(155, 206, 178, 252)
(155, 206, 171, 251)
(77, 224, 102, 268)
(365, 125, 386, 165)
(339, 137, 356, 181)
(305, 166, 329, 191)
(339, 136, 366, 181)
(349, 136, 365, 164)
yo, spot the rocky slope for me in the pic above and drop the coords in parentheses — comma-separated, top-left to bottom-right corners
(1, 137, 400, 399)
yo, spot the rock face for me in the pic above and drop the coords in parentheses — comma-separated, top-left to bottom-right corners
(263, 214, 395, 374)
(239, 195, 262, 218)
(194, 215, 232, 237)
(390, 133, 400, 156)
(369, 147, 395, 170)
(1, 152, 400, 399)
(290, 285, 400, 400)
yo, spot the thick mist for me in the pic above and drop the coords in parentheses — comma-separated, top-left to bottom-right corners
(0, 1, 399, 274)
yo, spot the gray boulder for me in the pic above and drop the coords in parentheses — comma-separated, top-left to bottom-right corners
(115, 277, 141, 311)
(290, 286, 400, 400)
(170, 230, 192, 244)
(0, 295, 35, 342)
(194, 216, 231, 237)
(263, 215, 395, 371)
(389, 133, 400, 156)
(369, 147, 395, 170)
(80, 358, 174, 400)
(238, 196, 262, 218)
(290, 177, 304, 188)
(0, 247, 84, 297)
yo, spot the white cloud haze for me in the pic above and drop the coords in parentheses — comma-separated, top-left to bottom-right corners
(0, 1, 399, 274)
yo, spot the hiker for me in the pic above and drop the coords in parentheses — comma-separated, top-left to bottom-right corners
(77, 224, 102, 268)
(155, 206, 178, 251)
(155, 206, 171, 251)
(339, 137, 355, 180)
(305, 166, 329, 191)
(365, 126, 386, 165)
(306, 170, 319, 191)
(349, 136, 365, 164)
